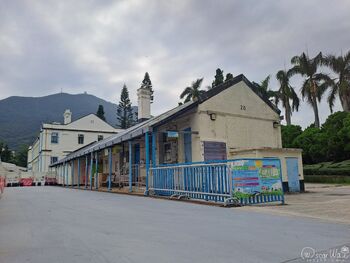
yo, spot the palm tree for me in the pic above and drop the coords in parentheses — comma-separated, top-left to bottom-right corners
(180, 78, 205, 103)
(323, 51, 350, 112)
(253, 75, 277, 103)
(289, 52, 334, 128)
(275, 70, 300, 125)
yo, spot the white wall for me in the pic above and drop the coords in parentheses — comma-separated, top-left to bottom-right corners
(28, 114, 121, 173)
(197, 81, 282, 155)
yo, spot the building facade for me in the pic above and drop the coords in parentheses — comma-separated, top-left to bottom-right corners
(52, 74, 304, 193)
(28, 110, 122, 173)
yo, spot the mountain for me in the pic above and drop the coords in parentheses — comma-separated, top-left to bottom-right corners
(0, 93, 137, 150)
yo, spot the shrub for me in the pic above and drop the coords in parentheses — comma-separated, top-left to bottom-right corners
(304, 175, 350, 184)
(303, 167, 350, 176)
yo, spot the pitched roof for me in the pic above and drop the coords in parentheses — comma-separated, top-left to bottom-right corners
(42, 113, 120, 132)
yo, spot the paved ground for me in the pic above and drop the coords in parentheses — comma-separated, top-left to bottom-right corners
(240, 183, 350, 225)
(0, 187, 350, 263)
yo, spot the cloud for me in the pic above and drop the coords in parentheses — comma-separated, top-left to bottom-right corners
(0, 0, 349, 128)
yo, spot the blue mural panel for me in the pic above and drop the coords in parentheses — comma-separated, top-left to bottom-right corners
(229, 159, 283, 202)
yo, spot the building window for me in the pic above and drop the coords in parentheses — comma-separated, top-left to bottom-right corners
(51, 132, 59, 144)
(50, 156, 58, 164)
(78, 134, 84, 144)
(98, 135, 104, 141)
(203, 141, 227, 161)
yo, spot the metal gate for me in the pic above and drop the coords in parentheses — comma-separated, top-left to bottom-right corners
(149, 158, 284, 205)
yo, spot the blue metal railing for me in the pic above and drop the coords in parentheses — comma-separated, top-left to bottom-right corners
(149, 158, 284, 205)
(150, 162, 230, 202)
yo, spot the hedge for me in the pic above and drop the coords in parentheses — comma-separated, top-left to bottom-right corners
(304, 174, 350, 184)
(303, 168, 350, 176)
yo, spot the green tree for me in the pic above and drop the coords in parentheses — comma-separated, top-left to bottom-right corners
(140, 72, 154, 103)
(275, 70, 300, 125)
(117, 84, 135, 129)
(0, 142, 13, 163)
(281, 125, 302, 148)
(14, 145, 28, 167)
(293, 126, 327, 164)
(323, 51, 350, 112)
(321, 111, 350, 161)
(292, 111, 350, 163)
(338, 114, 350, 159)
(212, 68, 224, 88)
(96, 105, 106, 121)
(289, 52, 334, 128)
(225, 73, 234, 82)
(180, 78, 205, 103)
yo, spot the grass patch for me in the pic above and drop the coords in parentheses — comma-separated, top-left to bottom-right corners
(233, 190, 283, 199)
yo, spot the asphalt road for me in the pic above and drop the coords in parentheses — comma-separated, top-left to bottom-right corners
(0, 187, 349, 263)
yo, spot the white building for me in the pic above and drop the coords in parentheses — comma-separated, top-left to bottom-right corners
(28, 110, 122, 173)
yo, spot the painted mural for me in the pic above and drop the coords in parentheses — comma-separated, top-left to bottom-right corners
(229, 159, 283, 199)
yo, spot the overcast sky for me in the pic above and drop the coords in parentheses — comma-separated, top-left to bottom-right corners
(1, 0, 349, 128)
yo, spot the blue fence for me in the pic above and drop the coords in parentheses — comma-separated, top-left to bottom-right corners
(149, 158, 284, 205)
(150, 162, 230, 202)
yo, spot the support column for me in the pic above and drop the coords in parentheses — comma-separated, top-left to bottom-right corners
(65, 162, 68, 187)
(57, 165, 60, 185)
(129, 141, 132, 192)
(71, 160, 74, 188)
(62, 163, 64, 186)
(85, 155, 88, 188)
(61, 164, 63, 186)
(60, 165, 62, 186)
(152, 130, 157, 168)
(145, 131, 149, 195)
(90, 152, 93, 190)
(108, 148, 112, 191)
(95, 152, 98, 190)
(77, 158, 81, 188)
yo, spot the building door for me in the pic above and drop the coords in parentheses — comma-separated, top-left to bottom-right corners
(286, 157, 300, 192)
(183, 128, 192, 163)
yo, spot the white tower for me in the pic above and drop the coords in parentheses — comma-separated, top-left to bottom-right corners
(137, 88, 152, 122)
(63, 109, 72, 124)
